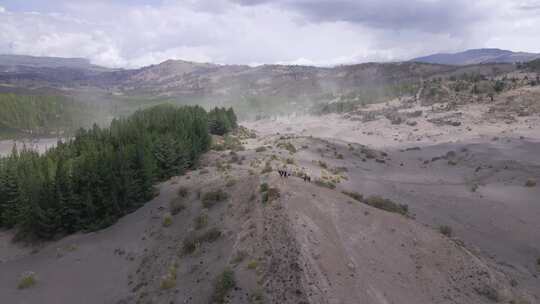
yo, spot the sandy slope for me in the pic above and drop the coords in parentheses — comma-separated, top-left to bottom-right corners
(1, 129, 538, 303)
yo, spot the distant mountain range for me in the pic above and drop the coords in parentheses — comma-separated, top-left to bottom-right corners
(410, 48, 540, 65)
(0, 54, 109, 71)
(0, 51, 527, 117)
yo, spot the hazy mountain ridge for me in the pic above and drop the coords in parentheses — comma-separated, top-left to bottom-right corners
(411, 48, 540, 65)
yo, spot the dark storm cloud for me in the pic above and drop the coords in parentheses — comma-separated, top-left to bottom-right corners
(233, 0, 483, 33)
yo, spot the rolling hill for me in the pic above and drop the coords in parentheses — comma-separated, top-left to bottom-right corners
(410, 48, 540, 65)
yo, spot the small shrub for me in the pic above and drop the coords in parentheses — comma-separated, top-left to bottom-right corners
(202, 189, 229, 208)
(17, 271, 37, 289)
(317, 160, 328, 169)
(194, 212, 208, 230)
(182, 233, 200, 254)
(314, 179, 336, 189)
(231, 250, 247, 264)
(364, 195, 408, 215)
(267, 188, 280, 202)
(525, 178, 536, 187)
(162, 213, 173, 227)
(250, 289, 265, 304)
(342, 191, 363, 202)
(439, 225, 453, 237)
(247, 260, 258, 270)
(169, 199, 185, 215)
(278, 142, 297, 154)
(211, 268, 236, 304)
(475, 285, 501, 302)
(226, 179, 236, 187)
(160, 263, 178, 290)
(255, 146, 267, 152)
(259, 183, 269, 193)
(178, 186, 189, 198)
(261, 162, 272, 174)
(199, 227, 222, 243)
(285, 158, 295, 164)
(261, 192, 269, 204)
(336, 153, 344, 159)
(182, 227, 223, 254)
(537, 257, 540, 266)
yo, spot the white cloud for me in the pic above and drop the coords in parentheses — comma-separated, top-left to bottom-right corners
(0, 6, 5, 13)
(0, 1, 539, 68)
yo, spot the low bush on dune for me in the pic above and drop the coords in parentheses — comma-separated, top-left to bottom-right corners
(525, 178, 536, 187)
(261, 186, 280, 204)
(177, 186, 189, 198)
(182, 228, 222, 255)
(364, 195, 408, 215)
(314, 179, 336, 189)
(439, 225, 453, 237)
(537, 257, 540, 266)
(211, 268, 236, 304)
(169, 199, 185, 215)
(277, 142, 297, 154)
(259, 183, 269, 193)
(261, 162, 273, 174)
(202, 189, 229, 208)
(160, 263, 178, 290)
(342, 191, 363, 202)
(17, 271, 37, 289)
(255, 146, 267, 153)
(194, 212, 208, 230)
(162, 213, 173, 227)
(247, 260, 258, 270)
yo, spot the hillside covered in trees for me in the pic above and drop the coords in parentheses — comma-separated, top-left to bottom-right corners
(0, 93, 104, 139)
(0, 105, 237, 240)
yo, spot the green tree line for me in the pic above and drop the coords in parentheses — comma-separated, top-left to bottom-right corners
(0, 104, 234, 239)
(207, 107, 238, 136)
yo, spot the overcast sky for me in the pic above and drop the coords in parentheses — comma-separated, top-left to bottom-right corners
(1, 0, 539, 68)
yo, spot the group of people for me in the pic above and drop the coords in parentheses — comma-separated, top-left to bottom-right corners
(277, 168, 311, 182)
(277, 169, 290, 178)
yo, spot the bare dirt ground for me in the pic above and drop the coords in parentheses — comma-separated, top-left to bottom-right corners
(1, 125, 539, 303)
(2, 89, 540, 303)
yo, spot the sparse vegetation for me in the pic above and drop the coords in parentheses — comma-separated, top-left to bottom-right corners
(194, 211, 208, 230)
(525, 178, 536, 187)
(226, 178, 237, 187)
(261, 185, 280, 204)
(261, 162, 272, 174)
(342, 191, 363, 202)
(182, 228, 222, 255)
(317, 160, 328, 169)
(211, 268, 236, 304)
(277, 142, 297, 154)
(162, 213, 173, 227)
(160, 263, 178, 290)
(231, 250, 247, 265)
(177, 186, 189, 198)
(247, 260, 258, 270)
(255, 146, 267, 153)
(202, 189, 229, 208)
(17, 271, 37, 289)
(439, 225, 453, 237)
(169, 199, 185, 215)
(314, 179, 336, 189)
(475, 285, 501, 302)
(364, 196, 408, 215)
